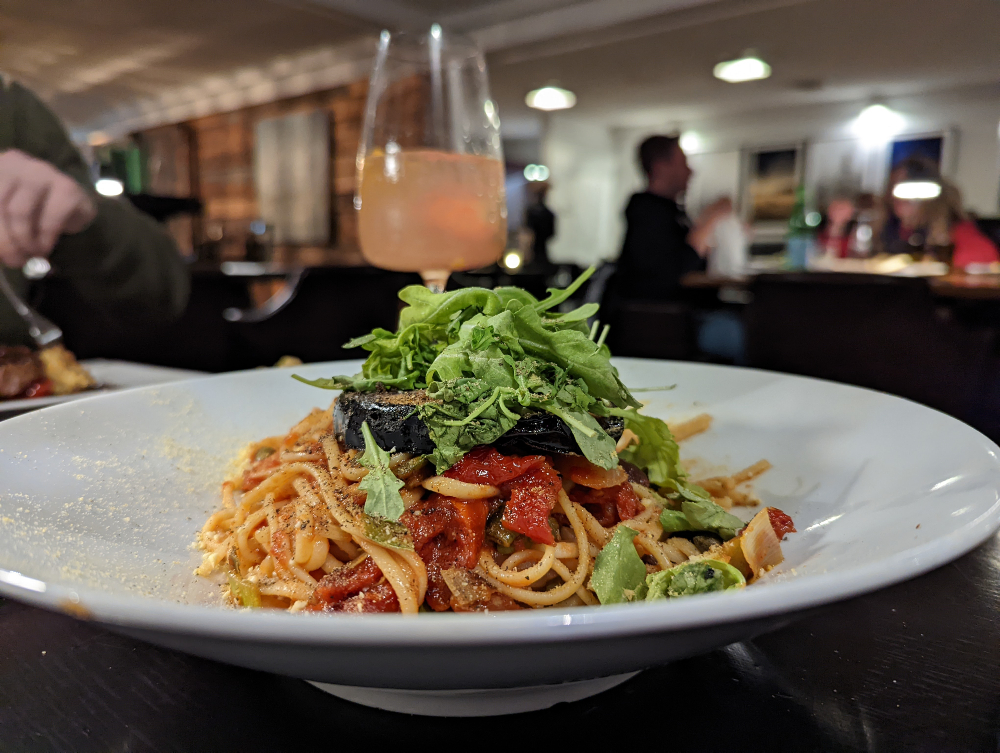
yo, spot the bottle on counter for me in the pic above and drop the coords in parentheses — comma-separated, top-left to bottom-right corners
(785, 186, 816, 270)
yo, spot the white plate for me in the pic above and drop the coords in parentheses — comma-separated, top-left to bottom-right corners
(0, 359, 998, 715)
(0, 359, 205, 415)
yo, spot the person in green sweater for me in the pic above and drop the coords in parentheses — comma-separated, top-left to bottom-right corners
(0, 79, 189, 347)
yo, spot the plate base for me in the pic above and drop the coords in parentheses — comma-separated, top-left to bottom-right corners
(308, 671, 641, 716)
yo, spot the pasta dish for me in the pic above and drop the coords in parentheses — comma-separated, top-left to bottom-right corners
(197, 269, 794, 614)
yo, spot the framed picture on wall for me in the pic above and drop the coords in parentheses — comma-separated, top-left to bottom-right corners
(739, 142, 805, 242)
(888, 130, 957, 178)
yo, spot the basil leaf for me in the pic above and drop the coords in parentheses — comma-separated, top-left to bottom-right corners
(658, 509, 694, 534)
(644, 559, 745, 600)
(659, 498, 745, 541)
(590, 526, 647, 605)
(357, 421, 405, 521)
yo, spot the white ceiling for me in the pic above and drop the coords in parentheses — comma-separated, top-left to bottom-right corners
(1, 0, 998, 138)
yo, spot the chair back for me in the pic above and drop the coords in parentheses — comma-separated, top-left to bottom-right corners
(230, 267, 421, 368)
(746, 272, 995, 421)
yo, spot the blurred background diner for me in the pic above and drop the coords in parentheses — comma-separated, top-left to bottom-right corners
(2, 0, 1000, 440)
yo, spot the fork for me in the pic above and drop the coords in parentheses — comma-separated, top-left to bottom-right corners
(0, 268, 62, 348)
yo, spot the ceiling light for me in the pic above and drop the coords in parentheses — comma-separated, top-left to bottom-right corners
(679, 132, 702, 153)
(503, 251, 523, 270)
(893, 180, 942, 200)
(852, 104, 904, 146)
(525, 86, 576, 111)
(523, 164, 550, 181)
(95, 178, 124, 197)
(713, 56, 771, 83)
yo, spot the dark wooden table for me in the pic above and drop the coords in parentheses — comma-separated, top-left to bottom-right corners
(2, 532, 999, 752)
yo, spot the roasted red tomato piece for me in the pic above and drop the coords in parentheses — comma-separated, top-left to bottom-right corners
(570, 482, 643, 527)
(402, 495, 490, 611)
(555, 455, 628, 489)
(502, 463, 562, 545)
(452, 499, 488, 568)
(444, 446, 546, 485)
(312, 556, 387, 611)
(767, 508, 796, 540)
(332, 582, 400, 613)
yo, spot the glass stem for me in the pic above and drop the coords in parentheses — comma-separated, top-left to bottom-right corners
(420, 269, 450, 293)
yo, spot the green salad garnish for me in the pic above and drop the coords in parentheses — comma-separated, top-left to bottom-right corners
(294, 268, 699, 479)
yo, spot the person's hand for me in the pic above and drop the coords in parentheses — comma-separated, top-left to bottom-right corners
(697, 197, 734, 228)
(0, 149, 97, 268)
(689, 197, 734, 256)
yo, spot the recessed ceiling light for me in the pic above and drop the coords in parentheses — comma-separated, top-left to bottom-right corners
(853, 103, 905, 145)
(525, 86, 576, 111)
(679, 132, 702, 153)
(713, 56, 771, 83)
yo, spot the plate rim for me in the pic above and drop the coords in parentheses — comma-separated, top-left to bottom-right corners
(1, 358, 998, 645)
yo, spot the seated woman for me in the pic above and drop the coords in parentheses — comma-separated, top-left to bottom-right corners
(883, 159, 998, 268)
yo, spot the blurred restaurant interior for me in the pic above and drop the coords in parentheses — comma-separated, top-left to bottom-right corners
(7, 0, 1000, 746)
(2, 0, 1000, 442)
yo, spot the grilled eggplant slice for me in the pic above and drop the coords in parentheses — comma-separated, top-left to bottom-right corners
(333, 389, 623, 457)
(334, 389, 437, 455)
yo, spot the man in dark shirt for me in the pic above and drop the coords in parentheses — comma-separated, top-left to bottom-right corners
(615, 135, 730, 300)
(608, 135, 744, 362)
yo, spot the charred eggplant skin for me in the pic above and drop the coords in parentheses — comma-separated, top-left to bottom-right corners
(492, 411, 623, 456)
(333, 390, 437, 455)
(333, 389, 623, 457)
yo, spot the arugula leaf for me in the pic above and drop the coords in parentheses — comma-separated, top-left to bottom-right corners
(512, 304, 639, 409)
(297, 268, 644, 474)
(660, 498, 745, 541)
(644, 559, 745, 600)
(531, 265, 595, 313)
(545, 404, 619, 470)
(418, 386, 520, 473)
(607, 408, 683, 487)
(590, 526, 647, 605)
(357, 421, 405, 521)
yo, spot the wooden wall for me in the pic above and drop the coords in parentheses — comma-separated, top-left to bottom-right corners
(135, 80, 373, 265)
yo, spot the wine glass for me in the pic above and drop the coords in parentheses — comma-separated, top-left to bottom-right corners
(356, 24, 506, 292)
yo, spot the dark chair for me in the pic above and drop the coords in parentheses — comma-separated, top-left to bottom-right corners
(229, 267, 422, 368)
(33, 271, 251, 373)
(745, 273, 997, 426)
(603, 299, 696, 360)
(598, 268, 696, 360)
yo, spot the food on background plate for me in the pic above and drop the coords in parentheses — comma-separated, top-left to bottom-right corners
(0, 344, 95, 400)
(197, 269, 794, 613)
